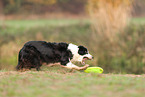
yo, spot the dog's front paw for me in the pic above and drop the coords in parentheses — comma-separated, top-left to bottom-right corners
(82, 64, 90, 70)
(78, 64, 90, 70)
(84, 64, 90, 68)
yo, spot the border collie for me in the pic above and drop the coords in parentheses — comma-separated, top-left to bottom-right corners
(16, 41, 93, 71)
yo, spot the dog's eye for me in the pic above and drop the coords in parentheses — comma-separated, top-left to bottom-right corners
(85, 51, 88, 53)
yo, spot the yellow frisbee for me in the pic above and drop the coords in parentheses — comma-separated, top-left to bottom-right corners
(84, 67, 103, 73)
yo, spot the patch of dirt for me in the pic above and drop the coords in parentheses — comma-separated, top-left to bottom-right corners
(0, 71, 144, 78)
(0, 71, 45, 78)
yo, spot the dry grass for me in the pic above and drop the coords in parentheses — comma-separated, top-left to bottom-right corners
(0, 71, 144, 78)
(0, 39, 22, 70)
(0, 41, 21, 58)
(87, 0, 133, 65)
(88, 0, 132, 43)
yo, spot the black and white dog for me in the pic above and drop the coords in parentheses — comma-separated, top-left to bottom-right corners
(16, 41, 93, 71)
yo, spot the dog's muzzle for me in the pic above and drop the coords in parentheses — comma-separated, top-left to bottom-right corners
(82, 54, 93, 65)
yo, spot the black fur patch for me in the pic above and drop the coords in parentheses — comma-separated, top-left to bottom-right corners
(78, 46, 88, 55)
(16, 41, 73, 71)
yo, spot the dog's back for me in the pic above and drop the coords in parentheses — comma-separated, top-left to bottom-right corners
(16, 41, 72, 70)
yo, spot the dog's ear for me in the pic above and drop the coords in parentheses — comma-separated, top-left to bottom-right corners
(78, 45, 84, 49)
(78, 45, 88, 55)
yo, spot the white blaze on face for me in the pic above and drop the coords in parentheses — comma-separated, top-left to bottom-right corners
(68, 43, 83, 62)
(83, 53, 93, 59)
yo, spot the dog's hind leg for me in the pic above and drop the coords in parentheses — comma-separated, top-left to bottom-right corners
(16, 50, 23, 70)
(16, 62, 23, 70)
(33, 58, 42, 71)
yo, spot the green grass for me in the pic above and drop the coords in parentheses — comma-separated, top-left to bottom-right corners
(0, 17, 144, 35)
(131, 17, 145, 24)
(2, 17, 145, 26)
(4, 19, 84, 27)
(0, 19, 88, 34)
(0, 71, 144, 97)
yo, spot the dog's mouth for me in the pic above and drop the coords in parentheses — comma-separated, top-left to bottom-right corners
(82, 57, 90, 65)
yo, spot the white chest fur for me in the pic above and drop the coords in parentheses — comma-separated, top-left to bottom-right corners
(68, 43, 83, 62)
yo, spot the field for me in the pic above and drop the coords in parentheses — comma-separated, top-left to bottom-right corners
(0, 70, 145, 97)
(0, 17, 145, 97)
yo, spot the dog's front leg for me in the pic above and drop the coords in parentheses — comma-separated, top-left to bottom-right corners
(62, 62, 89, 70)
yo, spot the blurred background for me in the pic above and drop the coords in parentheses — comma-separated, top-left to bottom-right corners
(0, 0, 145, 74)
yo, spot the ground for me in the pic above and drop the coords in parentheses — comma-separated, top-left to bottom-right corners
(0, 69, 145, 97)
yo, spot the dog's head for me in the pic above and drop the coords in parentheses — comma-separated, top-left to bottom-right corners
(68, 44, 93, 65)
(78, 46, 93, 65)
